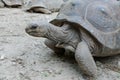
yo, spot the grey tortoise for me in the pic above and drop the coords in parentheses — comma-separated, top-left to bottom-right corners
(23, 0, 67, 14)
(1, 0, 23, 7)
(25, 0, 120, 77)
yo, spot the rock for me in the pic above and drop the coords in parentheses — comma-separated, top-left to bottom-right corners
(0, 55, 6, 60)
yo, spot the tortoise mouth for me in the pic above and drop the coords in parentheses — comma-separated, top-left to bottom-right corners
(25, 28, 43, 37)
(28, 32, 39, 37)
(25, 28, 37, 36)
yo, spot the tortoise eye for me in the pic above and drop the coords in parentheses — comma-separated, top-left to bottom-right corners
(30, 25, 37, 29)
(30, 24, 38, 29)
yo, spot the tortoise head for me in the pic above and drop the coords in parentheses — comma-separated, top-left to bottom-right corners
(25, 21, 48, 37)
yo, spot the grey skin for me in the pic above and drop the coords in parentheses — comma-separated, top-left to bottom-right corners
(25, 0, 120, 77)
(25, 22, 97, 77)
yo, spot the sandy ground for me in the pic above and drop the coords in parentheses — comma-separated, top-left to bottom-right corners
(0, 8, 120, 80)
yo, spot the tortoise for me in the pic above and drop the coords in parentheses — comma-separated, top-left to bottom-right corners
(23, 0, 65, 14)
(25, 0, 120, 77)
(2, 0, 23, 7)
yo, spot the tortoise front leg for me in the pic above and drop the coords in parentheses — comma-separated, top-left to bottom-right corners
(44, 39, 65, 55)
(75, 41, 97, 77)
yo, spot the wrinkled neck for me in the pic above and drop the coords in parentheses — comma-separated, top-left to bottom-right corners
(45, 24, 70, 43)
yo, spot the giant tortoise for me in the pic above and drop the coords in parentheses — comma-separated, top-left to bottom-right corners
(23, 0, 66, 14)
(2, 0, 23, 7)
(25, 0, 120, 77)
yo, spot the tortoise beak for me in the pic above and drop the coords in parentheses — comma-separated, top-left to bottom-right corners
(25, 27, 38, 37)
(25, 22, 38, 33)
(25, 27, 31, 33)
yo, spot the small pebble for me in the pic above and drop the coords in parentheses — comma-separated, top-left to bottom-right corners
(0, 55, 6, 60)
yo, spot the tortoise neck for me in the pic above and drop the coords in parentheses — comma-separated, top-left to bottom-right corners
(45, 23, 81, 49)
(45, 23, 69, 43)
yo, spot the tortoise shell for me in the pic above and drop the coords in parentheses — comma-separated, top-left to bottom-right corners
(23, 0, 64, 13)
(23, 0, 46, 10)
(2, 0, 22, 7)
(0, 0, 4, 7)
(50, 0, 120, 49)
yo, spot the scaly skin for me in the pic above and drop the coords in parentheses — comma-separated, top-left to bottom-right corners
(25, 21, 80, 52)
